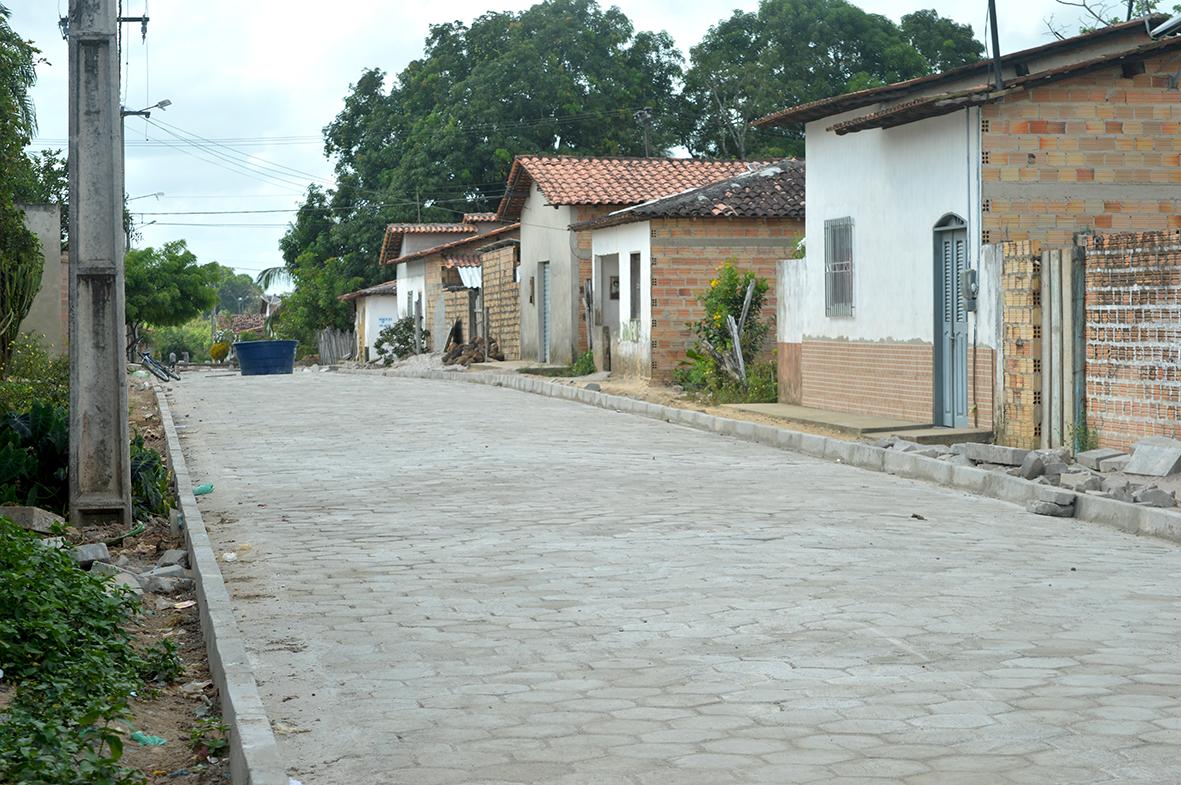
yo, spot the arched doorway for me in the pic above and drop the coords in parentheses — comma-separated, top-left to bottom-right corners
(934, 214, 968, 428)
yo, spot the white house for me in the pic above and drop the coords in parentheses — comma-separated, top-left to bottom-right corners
(339, 280, 398, 361)
(495, 155, 770, 365)
(752, 16, 1173, 433)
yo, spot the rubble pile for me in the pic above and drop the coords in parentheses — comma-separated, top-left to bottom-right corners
(442, 335, 505, 367)
(874, 436, 1181, 517)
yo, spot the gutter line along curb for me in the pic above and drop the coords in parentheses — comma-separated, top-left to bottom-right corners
(156, 390, 288, 785)
(337, 367, 1181, 546)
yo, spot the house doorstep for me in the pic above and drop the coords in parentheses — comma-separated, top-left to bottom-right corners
(724, 403, 926, 436)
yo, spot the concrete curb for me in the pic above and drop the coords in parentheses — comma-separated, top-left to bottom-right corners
(337, 366, 1181, 546)
(156, 390, 287, 785)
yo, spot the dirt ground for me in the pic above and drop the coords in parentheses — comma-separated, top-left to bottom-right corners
(65, 382, 229, 783)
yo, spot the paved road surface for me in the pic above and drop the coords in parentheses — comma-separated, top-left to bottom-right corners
(170, 371, 1181, 785)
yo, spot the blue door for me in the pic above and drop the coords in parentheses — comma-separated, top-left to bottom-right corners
(936, 220, 969, 427)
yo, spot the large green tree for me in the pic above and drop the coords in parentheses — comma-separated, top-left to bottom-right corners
(213, 265, 263, 314)
(276, 0, 684, 341)
(0, 2, 43, 374)
(681, 0, 984, 158)
(124, 240, 219, 359)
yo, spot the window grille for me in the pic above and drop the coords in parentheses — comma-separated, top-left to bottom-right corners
(824, 218, 854, 317)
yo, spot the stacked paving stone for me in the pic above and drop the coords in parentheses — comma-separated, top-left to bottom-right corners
(4, 505, 193, 598)
(875, 437, 1181, 517)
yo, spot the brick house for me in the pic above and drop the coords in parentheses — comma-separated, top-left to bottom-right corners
(571, 161, 804, 380)
(753, 16, 1181, 434)
(495, 155, 770, 365)
(381, 223, 520, 352)
(378, 213, 504, 326)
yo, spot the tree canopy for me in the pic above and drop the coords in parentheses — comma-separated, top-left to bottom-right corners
(213, 265, 263, 314)
(276, 0, 985, 338)
(124, 241, 219, 357)
(681, 0, 984, 158)
(0, 2, 43, 373)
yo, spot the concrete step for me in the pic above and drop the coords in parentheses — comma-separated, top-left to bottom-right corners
(888, 427, 993, 446)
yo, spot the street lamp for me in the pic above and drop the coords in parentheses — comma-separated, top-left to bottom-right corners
(128, 192, 164, 201)
(121, 98, 171, 118)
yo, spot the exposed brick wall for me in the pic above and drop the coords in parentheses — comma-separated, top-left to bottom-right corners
(998, 241, 1044, 448)
(1083, 230, 1181, 451)
(648, 217, 799, 380)
(482, 244, 520, 360)
(982, 49, 1181, 247)
(442, 288, 474, 343)
(799, 340, 995, 428)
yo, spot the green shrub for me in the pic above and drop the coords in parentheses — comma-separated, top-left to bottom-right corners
(0, 333, 69, 413)
(129, 432, 174, 521)
(145, 318, 211, 363)
(0, 517, 180, 784)
(570, 351, 596, 376)
(375, 317, 430, 365)
(676, 260, 774, 404)
(0, 404, 174, 521)
(0, 402, 69, 513)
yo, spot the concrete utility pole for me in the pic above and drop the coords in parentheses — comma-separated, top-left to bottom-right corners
(68, 0, 132, 525)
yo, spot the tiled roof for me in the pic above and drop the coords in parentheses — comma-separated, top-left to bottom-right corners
(382, 223, 522, 266)
(338, 280, 398, 302)
(571, 160, 805, 231)
(496, 156, 773, 221)
(378, 223, 478, 263)
(463, 212, 499, 223)
(752, 15, 1167, 127)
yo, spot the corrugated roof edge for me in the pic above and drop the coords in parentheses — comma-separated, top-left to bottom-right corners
(752, 14, 1168, 128)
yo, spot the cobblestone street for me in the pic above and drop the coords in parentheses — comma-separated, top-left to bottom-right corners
(170, 372, 1181, 785)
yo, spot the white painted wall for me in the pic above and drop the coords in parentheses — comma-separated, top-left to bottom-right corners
(358, 294, 400, 359)
(590, 221, 652, 374)
(395, 259, 427, 322)
(785, 107, 993, 347)
(519, 185, 577, 363)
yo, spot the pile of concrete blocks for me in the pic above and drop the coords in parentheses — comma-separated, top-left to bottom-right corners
(874, 435, 1181, 515)
(3, 505, 194, 598)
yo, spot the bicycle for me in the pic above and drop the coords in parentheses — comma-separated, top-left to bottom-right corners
(140, 351, 181, 382)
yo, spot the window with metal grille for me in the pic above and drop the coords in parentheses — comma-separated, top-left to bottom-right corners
(824, 218, 854, 317)
(629, 252, 641, 321)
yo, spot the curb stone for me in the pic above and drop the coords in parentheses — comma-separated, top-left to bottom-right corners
(338, 366, 1181, 547)
(156, 390, 287, 785)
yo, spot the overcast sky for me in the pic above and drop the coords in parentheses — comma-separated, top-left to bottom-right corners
(13, 0, 1099, 292)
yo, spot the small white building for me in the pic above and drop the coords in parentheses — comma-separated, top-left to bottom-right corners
(339, 280, 398, 361)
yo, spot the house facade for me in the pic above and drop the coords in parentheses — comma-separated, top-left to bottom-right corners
(382, 223, 520, 351)
(573, 161, 805, 380)
(496, 156, 771, 365)
(754, 16, 1181, 433)
(339, 280, 399, 360)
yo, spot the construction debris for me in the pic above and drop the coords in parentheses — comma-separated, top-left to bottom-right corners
(442, 335, 505, 367)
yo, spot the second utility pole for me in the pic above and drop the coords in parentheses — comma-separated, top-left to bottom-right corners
(68, 0, 132, 525)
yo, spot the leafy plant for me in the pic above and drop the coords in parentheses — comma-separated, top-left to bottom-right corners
(374, 317, 430, 365)
(188, 717, 229, 760)
(521, 351, 598, 377)
(0, 516, 180, 784)
(0, 401, 69, 513)
(139, 638, 183, 684)
(124, 241, 220, 360)
(675, 260, 776, 404)
(146, 317, 212, 364)
(0, 332, 68, 412)
(129, 432, 174, 521)
(1069, 416, 1099, 453)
